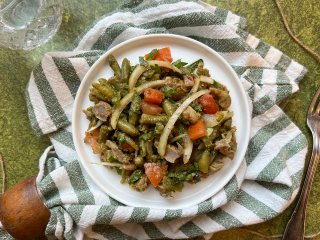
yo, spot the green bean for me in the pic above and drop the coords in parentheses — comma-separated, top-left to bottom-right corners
(125, 137, 139, 151)
(128, 169, 143, 184)
(111, 92, 121, 106)
(102, 76, 120, 90)
(107, 54, 121, 78)
(129, 93, 141, 125)
(92, 82, 115, 100)
(116, 132, 139, 150)
(100, 142, 107, 154)
(140, 114, 168, 125)
(99, 125, 111, 143)
(139, 140, 147, 157)
(198, 150, 210, 173)
(162, 99, 176, 116)
(128, 112, 138, 126)
(89, 93, 99, 103)
(134, 156, 144, 167)
(83, 106, 94, 119)
(98, 78, 109, 86)
(88, 117, 97, 129)
(155, 122, 164, 135)
(121, 58, 131, 82)
(117, 119, 139, 137)
(130, 92, 140, 112)
(162, 176, 183, 192)
(90, 88, 109, 102)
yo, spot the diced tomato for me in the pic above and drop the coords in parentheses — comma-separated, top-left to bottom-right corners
(198, 94, 219, 114)
(121, 142, 135, 152)
(84, 128, 101, 153)
(144, 88, 164, 105)
(188, 119, 207, 141)
(144, 163, 166, 187)
(141, 100, 163, 115)
(145, 47, 173, 62)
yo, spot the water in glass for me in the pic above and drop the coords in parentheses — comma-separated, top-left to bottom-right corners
(0, 0, 63, 50)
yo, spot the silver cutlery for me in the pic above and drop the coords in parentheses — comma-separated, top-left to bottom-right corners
(282, 87, 320, 240)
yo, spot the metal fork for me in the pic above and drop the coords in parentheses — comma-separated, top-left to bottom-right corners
(282, 87, 320, 240)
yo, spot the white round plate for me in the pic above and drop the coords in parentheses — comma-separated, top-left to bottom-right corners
(72, 34, 250, 209)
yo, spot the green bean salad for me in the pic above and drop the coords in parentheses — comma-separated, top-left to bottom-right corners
(83, 47, 237, 197)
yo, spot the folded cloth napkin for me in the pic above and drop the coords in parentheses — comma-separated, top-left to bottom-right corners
(1, 0, 309, 239)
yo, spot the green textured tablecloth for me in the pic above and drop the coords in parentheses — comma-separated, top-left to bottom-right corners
(0, 0, 319, 239)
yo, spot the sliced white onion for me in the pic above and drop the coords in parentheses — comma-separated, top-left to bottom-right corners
(200, 75, 214, 84)
(190, 77, 200, 93)
(202, 111, 233, 128)
(89, 161, 122, 167)
(158, 89, 210, 157)
(89, 162, 136, 170)
(183, 134, 193, 164)
(202, 114, 215, 128)
(164, 144, 181, 163)
(206, 127, 214, 136)
(129, 65, 147, 92)
(86, 120, 103, 132)
(170, 134, 187, 143)
(148, 60, 182, 74)
(110, 79, 170, 129)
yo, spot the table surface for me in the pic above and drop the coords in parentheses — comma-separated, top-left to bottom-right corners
(0, 0, 319, 239)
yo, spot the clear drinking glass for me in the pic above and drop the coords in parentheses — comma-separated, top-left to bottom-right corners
(0, 0, 63, 50)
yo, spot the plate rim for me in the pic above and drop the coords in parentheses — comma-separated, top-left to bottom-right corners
(72, 33, 251, 209)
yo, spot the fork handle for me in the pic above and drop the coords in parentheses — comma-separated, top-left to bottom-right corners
(282, 135, 320, 240)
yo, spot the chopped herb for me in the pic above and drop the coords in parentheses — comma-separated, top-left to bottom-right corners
(167, 172, 196, 181)
(163, 87, 177, 98)
(139, 131, 154, 142)
(210, 150, 218, 158)
(151, 64, 161, 73)
(116, 167, 122, 175)
(166, 163, 200, 181)
(108, 156, 118, 163)
(129, 170, 143, 184)
(213, 80, 221, 88)
(185, 59, 203, 73)
(139, 56, 148, 67)
(177, 123, 185, 135)
(118, 136, 126, 144)
(193, 104, 202, 112)
(145, 49, 159, 60)
(172, 59, 188, 68)
(162, 176, 184, 191)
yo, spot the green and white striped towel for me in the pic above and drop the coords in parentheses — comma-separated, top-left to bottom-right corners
(0, 0, 309, 239)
